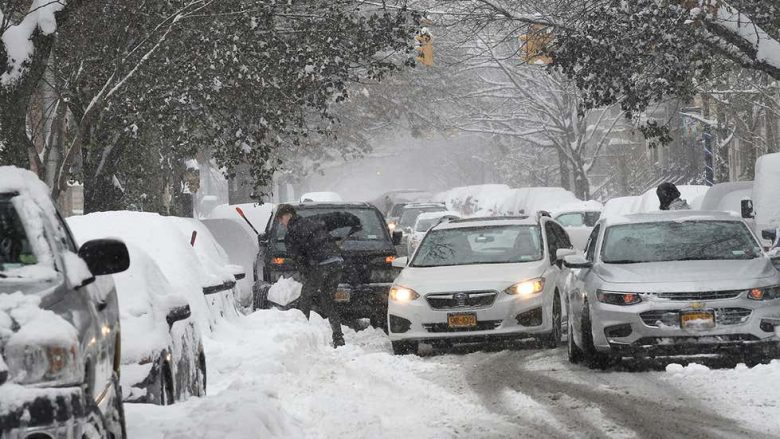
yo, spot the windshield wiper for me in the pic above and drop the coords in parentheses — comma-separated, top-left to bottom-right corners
(603, 259, 643, 264)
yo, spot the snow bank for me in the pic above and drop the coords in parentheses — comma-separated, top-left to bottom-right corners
(699, 181, 753, 214)
(434, 184, 512, 216)
(267, 277, 302, 307)
(753, 153, 780, 228)
(550, 200, 603, 216)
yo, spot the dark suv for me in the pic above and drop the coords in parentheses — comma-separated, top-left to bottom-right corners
(0, 168, 130, 438)
(256, 203, 402, 327)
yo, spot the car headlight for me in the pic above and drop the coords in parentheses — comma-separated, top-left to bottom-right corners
(746, 285, 780, 301)
(505, 278, 545, 298)
(389, 285, 420, 303)
(388, 222, 397, 231)
(596, 290, 642, 306)
(5, 343, 81, 386)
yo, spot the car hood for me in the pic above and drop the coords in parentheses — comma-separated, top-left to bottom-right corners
(595, 258, 780, 291)
(396, 261, 547, 294)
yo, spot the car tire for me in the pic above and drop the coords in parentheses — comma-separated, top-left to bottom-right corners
(581, 302, 614, 370)
(253, 283, 270, 310)
(540, 293, 563, 349)
(391, 340, 418, 355)
(567, 320, 584, 364)
(106, 372, 127, 439)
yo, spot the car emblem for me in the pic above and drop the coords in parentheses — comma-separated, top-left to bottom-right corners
(454, 292, 468, 307)
(691, 302, 705, 310)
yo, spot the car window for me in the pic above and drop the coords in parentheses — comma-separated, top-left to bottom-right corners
(412, 225, 543, 267)
(585, 224, 601, 261)
(556, 213, 584, 227)
(553, 223, 572, 249)
(0, 200, 36, 268)
(271, 208, 387, 251)
(399, 206, 446, 228)
(601, 221, 761, 263)
(544, 222, 558, 263)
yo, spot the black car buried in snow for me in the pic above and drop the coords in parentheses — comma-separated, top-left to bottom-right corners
(255, 202, 402, 328)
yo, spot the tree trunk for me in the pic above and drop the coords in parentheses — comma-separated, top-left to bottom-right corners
(557, 149, 571, 191)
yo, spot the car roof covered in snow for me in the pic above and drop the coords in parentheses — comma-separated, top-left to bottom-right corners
(291, 201, 376, 209)
(602, 210, 742, 227)
(433, 216, 536, 230)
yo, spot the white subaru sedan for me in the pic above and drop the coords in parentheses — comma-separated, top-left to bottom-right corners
(387, 216, 575, 355)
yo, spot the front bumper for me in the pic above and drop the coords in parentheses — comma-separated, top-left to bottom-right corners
(388, 291, 552, 343)
(590, 296, 780, 354)
(0, 384, 100, 439)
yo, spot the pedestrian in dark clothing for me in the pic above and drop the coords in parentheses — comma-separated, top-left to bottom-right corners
(656, 182, 690, 211)
(276, 204, 362, 348)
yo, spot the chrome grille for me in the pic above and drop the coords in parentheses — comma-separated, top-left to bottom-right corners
(653, 290, 743, 301)
(641, 308, 752, 328)
(426, 291, 497, 310)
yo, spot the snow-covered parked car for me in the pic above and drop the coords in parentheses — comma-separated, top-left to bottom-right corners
(0, 167, 129, 438)
(564, 211, 780, 369)
(300, 191, 342, 202)
(68, 218, 207, 405)
(552, 200, 603, 250)
(407, 210, 460, 256)
(387, 215, 575, 355)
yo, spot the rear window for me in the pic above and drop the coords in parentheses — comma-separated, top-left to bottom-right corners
(271, 207, 387, 251)
(556, 212, 601, 227)
(0, 199, 36, 269)
(399, 206, 446, 228)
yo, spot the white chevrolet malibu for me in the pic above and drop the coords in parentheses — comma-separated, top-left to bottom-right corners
(387, 216, 575, 355)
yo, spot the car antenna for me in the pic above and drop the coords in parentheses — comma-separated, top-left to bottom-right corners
(235, 207, 261, 235)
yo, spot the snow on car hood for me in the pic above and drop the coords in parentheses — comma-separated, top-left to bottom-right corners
(396, 261, 547, 293)
(595, 258, 780, 291)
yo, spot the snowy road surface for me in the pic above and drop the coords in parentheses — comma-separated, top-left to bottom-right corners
(127, 310, 780, 438)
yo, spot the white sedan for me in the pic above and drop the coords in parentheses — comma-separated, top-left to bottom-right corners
(387, 216, 575, 355)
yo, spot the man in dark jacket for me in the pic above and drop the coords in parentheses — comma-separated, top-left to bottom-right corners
(276, 204, 362, 347)
(657, 182, 691, 211)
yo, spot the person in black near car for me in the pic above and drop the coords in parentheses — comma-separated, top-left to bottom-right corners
(276, 204, 362, 347)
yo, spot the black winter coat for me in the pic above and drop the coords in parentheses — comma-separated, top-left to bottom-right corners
(285, 212, 361, 268)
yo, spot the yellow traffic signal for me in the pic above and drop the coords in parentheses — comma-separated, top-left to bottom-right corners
(520, 25, 553, 65)
(416, 32, 433, 66)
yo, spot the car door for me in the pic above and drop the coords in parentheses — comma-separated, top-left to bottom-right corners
(567, 223, 601, 344)
(542, 220, 564, 303)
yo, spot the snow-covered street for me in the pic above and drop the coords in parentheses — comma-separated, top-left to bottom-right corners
(126, 309, 780, 439)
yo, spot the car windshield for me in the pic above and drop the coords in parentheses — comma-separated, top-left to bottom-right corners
(0, 199, 38, 274)
(399, 206, 446, 228)
(556, 211, 601, 227)
(411, 225, 543, 267)
(389, 203, 407, 218)
(601, 220, 761, 264)
(272, 207, 387, 251)
(415, 217, 443, 232)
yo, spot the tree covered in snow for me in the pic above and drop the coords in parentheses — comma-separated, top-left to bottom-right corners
(2, 0, 418, 211)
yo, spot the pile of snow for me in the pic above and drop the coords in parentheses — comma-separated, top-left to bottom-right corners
(299, 192, 342, 202)
(602, 185, 709, 219)
(753, 153, 780, 228)
(68, 212, 232, 332)
(267, 277, 302, 307)
(126, 309, 520, 438)
(435, 185, 583, 218)
(207, 202, 275, 237)
(434, 184, 512, 216)
(550, 200, 604, 217)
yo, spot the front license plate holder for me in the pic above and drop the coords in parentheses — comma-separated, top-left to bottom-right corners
(448, 313, 477, 329)
(334, 290, 351, 303)
(680, 310, 715, 330)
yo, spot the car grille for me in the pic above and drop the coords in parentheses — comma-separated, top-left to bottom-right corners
(641, 308, 752, 328)
(652, 290, 743, 301)
(423, 320, 502, 333)
(425, 291, 497, 310)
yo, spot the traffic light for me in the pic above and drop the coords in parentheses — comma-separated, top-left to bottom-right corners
(416, 31, 433, 66)
(520, 25, 553, 65)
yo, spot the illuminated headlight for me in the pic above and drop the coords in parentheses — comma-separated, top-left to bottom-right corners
(747, 285, 780, 301)
(388, 222, 397, 231)
(5, 343, 81, 386)
(505, 278, 545, 298)
(596, 290, 642, 306)
(389, 285, 420, 303)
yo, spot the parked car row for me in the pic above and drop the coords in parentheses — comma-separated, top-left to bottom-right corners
(0, 167, 248, 438)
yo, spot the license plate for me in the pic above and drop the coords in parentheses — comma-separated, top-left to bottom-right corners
(334, 290, 351, 302)
(448, 313, 477, 328)
(680, 310, 715, 330)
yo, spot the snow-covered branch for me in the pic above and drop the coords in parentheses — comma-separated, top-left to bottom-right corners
(1, 0, 66, 86)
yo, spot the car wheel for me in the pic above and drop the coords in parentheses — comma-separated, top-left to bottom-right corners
(540, 293, 563, 349)
(567, 319, 584, 364)
(105, 372, 127, 439)
(391, 340, 418, 355)
(253, 283, 269, 310)
(581, 302, 614, 370)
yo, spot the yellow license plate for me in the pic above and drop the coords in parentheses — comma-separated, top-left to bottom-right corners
(334, 290, 351, 302)
(680, 311, 715, 330)
(448, 313, 477, 328)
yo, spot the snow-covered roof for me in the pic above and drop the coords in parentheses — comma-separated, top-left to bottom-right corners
(602, 210, 741, 227)
(550, 200, 604, 216)
(300, 192, 342, 202)
(0, 166, 55, 214)
(415, 210, 460, 222)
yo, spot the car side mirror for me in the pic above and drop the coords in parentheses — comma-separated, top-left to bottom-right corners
(392, 231, 403, 246)
(257, 233, 268, 246)
(741, 199, 755, 219)
(78, 239, 130, 276)
(392, 256, 408, 268)
(762, 228, 778, 243)
(166, 304, 192, 327)
(563, 254, 593, 269)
